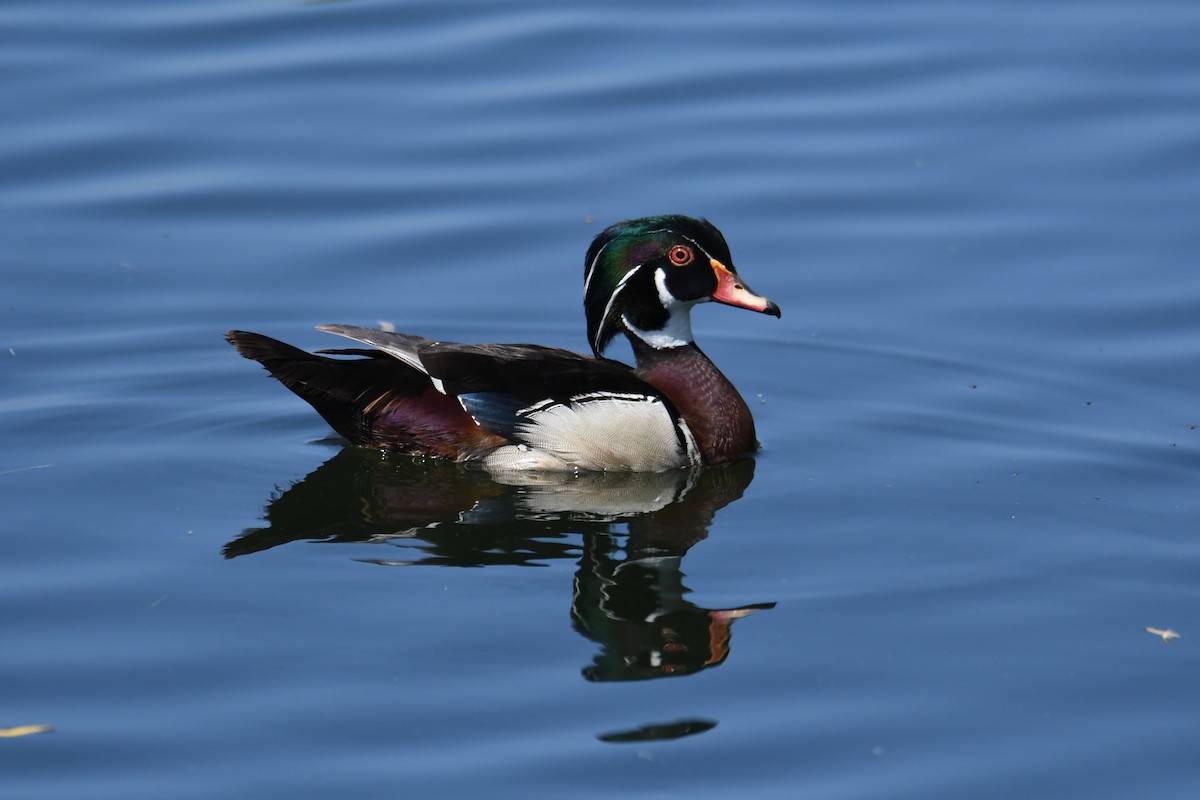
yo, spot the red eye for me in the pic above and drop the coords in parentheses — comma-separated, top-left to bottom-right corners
(668, 245, 693, 266)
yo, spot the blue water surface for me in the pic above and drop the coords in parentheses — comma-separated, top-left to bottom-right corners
(3, 1, 1199, 798)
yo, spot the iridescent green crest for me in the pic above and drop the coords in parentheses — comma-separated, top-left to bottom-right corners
(583, 216, 732, 356)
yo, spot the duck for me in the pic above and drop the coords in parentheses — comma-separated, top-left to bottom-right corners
(226, 215, 780, 472)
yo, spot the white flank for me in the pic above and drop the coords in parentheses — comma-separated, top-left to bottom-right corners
(504, 394, 691, 472)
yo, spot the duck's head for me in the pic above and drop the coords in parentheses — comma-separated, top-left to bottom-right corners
(583, 215, 781, 357)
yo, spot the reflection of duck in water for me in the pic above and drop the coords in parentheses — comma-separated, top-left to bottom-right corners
(222, 449, 707, 564)
(225, 453, 773, 686)
(226, 215, 779, 473)
(574, 546, 773, 682)
(570, 461, 775, 682)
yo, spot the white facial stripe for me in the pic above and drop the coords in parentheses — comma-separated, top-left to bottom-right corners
(653, 267, 673, 308)
(593, 263, 644, 353)
(654, 267, 684, 308)
(616, 227, 716, 264)
(616, 268, 697, 349)
(583, 239, 614, 300)
(676, 233, 715, 263)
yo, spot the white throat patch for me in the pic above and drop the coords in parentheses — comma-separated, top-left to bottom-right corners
(623, 268, 697, 350)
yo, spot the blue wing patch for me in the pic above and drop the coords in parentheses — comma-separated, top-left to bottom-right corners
(457, 392, 528, 440)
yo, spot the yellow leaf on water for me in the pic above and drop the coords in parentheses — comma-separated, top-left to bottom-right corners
(0, 724, 53, 738)
(1145, 627, 1180, 642)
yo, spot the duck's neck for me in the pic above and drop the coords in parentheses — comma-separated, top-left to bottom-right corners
(628, 336, 758, 465)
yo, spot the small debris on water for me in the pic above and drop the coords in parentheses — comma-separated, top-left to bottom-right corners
(1145, 627, 1180, 642)
(0, 724, 53, 738)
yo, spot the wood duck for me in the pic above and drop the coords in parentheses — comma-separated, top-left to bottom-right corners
(226, 215, 780, 472)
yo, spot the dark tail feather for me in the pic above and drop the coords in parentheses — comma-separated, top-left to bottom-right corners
(225, 330, 433, 446)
